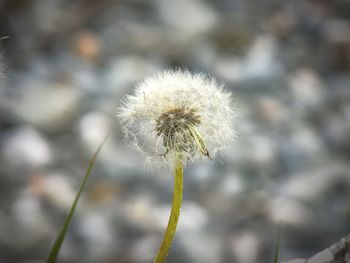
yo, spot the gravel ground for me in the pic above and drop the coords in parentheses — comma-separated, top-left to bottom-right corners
(1, 1, 350, 262)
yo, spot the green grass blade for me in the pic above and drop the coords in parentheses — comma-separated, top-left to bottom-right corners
(273, 222, 282, 263)
(46, 135, 110, 263)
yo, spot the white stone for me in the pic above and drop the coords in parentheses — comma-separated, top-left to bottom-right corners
(289, 68, 325, 108)
(157, 0, 218, 35)
(7, 81, 81, 131)
(2, 126, 52, 168)
(179, 231, 222, 263)
(30, 172, 76, 210)
(11, 191, 52, 248)
(240, 35, 283, 80)
(79, 211, 115, 260)
(78, 112, 113, 151)
(267, 196, 312, 226)
(229, 232, 262, 263)
(280, 164, 350, 202)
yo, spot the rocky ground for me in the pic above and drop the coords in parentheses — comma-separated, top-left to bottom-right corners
(1, 0, 350, 262)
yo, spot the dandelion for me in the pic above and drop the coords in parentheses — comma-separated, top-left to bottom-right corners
(118, 69, 235, 263)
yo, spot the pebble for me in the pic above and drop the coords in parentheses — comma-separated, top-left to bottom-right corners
(178, 230, 222, 263)
(11, 190, 53, 248)
(267, 196, 312, 227)
(229, 231, 262, 263)
(156, 0, 218, 35)
(78, 211, 115, 261)
(1, 126, 52, 169)
(3, 80, 81, 132)
(28, 172, 76, 210)
(288, 68, 325, 109)
(280, 164, 350, 202)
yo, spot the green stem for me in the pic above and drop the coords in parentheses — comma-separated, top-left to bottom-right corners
(153, 159, 184, 263)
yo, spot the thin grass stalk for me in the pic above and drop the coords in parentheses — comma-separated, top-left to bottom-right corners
(46, 135, 110, 263)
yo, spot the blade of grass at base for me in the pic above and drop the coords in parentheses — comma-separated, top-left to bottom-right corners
(273, 222, 282, 263)
(46, 135, 110, 263)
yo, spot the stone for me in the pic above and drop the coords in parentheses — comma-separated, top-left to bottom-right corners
(239, 35, 283, 80)
(156, 0, 218, 35)
(104, 56, 161, 98)
(28, 172, 76, 210)
(178, 230, 222, 263)
(77, 112, 113, 152)
(1, 126, 52, 169)
(229, 231, 262, 263)
(288, 68, 325, 109)
(2, 80, 81, 132)
(10, 190, 53, 248)
(280, 164, 350, 202)
(267, 196, 312, 227)
(78, 211, 115, 261)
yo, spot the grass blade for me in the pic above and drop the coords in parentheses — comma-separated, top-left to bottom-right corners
(46, 135, 110, 263)
(273, 222, 282, 263)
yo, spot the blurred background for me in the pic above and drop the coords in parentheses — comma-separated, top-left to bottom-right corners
(1, 0, 350, 262)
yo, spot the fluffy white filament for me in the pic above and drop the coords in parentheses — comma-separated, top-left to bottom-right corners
(118, 70, 235, 166)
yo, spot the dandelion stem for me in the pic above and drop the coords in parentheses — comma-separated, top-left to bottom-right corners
(153, 159, 183, 263)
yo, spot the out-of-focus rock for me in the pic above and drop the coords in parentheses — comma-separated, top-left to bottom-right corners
(156, 0, 218, 35)
(288, 68, 325, 110)
(78, 211, 116, 261)
(104, 56, 161, 97)
(279, 126, 326, 172)
(128, 235, 159, 262)
(267, 196, 312, 227)
(1, 81, 81, 132)
(9, 191, 53, 248)
(240, 35, 283, 80)
(217, 173, 244, 198)
(72, 30, 101, 61)
(228, 231, 262, 263)
(178, 231, 222, 263)
(280, 164, 350, 202)
(28, 172, 76, 210)
(248, 135, 279, 171)
(124, 196, 159, 231)
(1, 126, 52, 169)
(255, 96, 288, 125)
(213, 35, 284, 83)
(77, 112, 113, 152)
(283, 234, 350, 263)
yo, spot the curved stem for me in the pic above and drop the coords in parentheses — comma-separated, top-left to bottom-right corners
(153, 160, 184, 263)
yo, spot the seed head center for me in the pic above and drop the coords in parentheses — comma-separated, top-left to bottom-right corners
(155, 108, 200, 138)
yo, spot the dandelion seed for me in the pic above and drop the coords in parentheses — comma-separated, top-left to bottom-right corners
(118, 69, 235, 263)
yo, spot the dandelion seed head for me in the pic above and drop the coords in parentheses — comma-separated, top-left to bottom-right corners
(118, 69, 235, 166)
